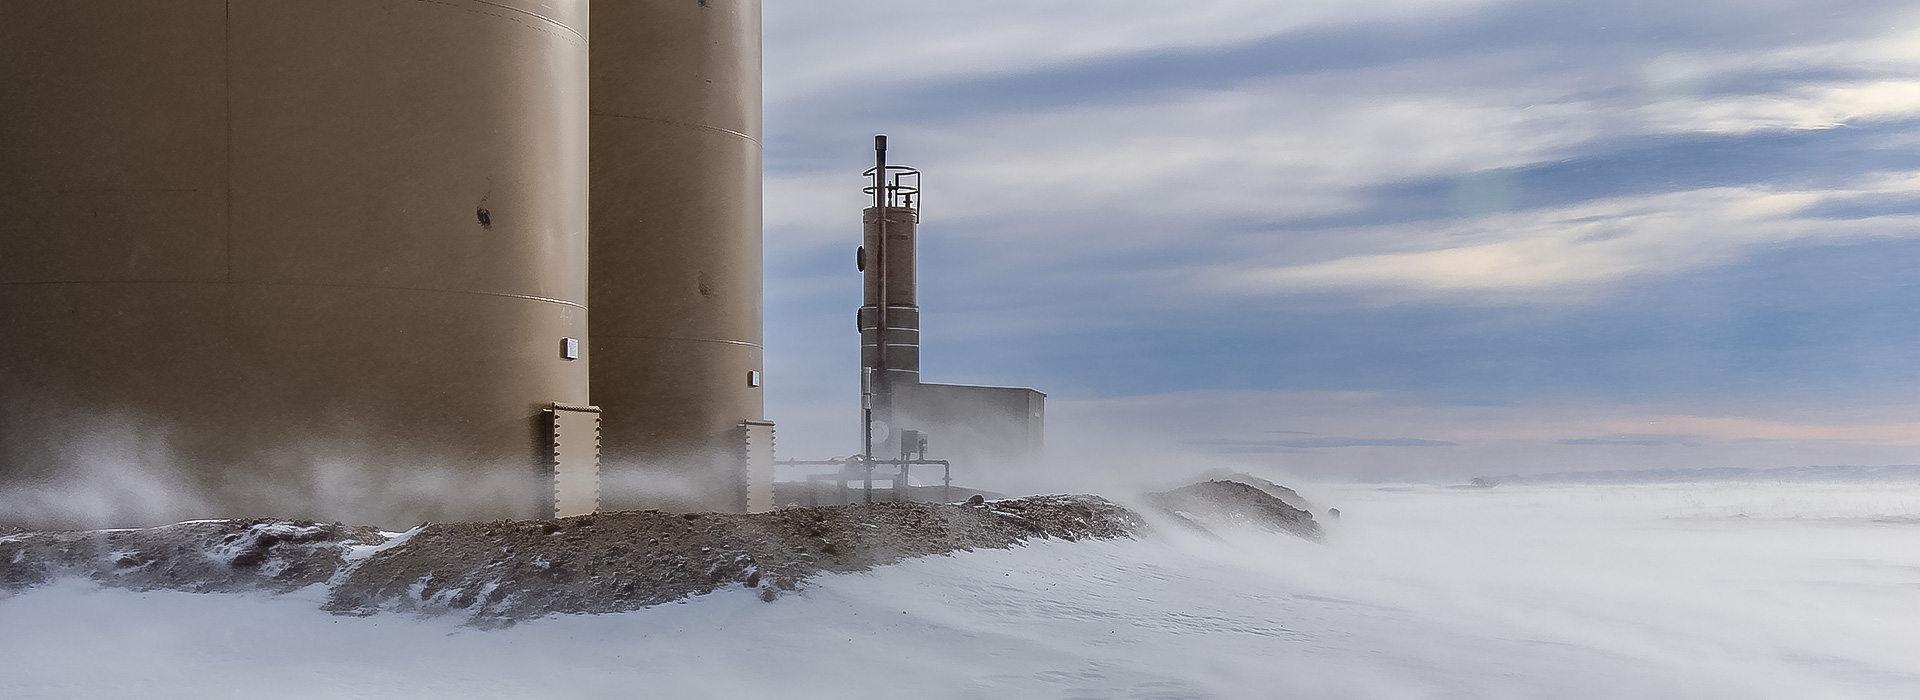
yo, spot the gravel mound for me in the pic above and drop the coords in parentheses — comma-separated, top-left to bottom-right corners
(325, 495, 1141, 626)
(1144, 480, 1322, 541)
(0, 485, 1317, 626)
(1195, 470, 1318, 513)
(0, 495, 1142, 626)
(0, 519, 385, 593)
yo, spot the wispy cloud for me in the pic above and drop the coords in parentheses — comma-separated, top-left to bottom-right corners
(1190, 436, 1459, 451)
(764, 0, 1504, 102)
(1558, 434, 1705, 447)
(1211, 174, 1920, 303)
(1600, 415, 1920, 447)
(1639, 81, 1920, 134)
(767, 80, 1600, 252)
(1047, 390, 1920, 481)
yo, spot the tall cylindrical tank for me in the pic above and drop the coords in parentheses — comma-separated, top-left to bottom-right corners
(859, 207, 922, 386)
(859, 204, 921, 459)
(0, 0, 591, 529)
(590, 1, 765, 512)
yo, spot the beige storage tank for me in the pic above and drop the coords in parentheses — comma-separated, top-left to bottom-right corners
(590, 0, 766, 512)
(0, 0, 591, 529)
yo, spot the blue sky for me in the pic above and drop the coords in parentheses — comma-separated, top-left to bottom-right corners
(759, 0, 1920, 481)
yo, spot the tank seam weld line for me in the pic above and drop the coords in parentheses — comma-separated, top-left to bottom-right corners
(5, 187, 204, 194)
(598, 334, 762, 349)
(223, 0, 233, 285)
(0, 280, 586, 310)
(411, 0, 587, 45)
(590, 112, 759, 144)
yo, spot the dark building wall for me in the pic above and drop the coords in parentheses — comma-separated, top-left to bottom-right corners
(892, 382, 1045, 485)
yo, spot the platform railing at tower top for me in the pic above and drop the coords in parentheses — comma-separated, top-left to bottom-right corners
(861, 165, 922, 215)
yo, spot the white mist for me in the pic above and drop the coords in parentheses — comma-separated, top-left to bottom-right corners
(4, 480, 1917, 699)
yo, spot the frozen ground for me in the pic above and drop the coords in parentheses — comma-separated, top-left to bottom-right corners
(4, 480, 1918, 699)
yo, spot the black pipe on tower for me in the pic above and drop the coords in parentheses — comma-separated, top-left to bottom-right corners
(858, 136, 921, 499)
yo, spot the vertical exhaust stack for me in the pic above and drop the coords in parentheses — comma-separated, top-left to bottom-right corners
(859, 137, 922, 477)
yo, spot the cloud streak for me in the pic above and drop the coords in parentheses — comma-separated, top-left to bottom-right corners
(1191, 437, 1458, 451)
(1213, 176, 1920, 302)
(1558, 434, 1705, 447)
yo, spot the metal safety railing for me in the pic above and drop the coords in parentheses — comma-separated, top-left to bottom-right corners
(861, 164, 921, 213)
(776, 456, 953, 506)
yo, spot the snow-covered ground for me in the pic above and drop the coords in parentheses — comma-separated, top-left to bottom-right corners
(5, 480, 1918, 699)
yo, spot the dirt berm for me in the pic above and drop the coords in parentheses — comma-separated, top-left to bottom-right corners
(325, 495, 1141, 625)
(1, 486, 1319, 627)
(1145, 480, 1323, 541)
(0, 519, 386, 593)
